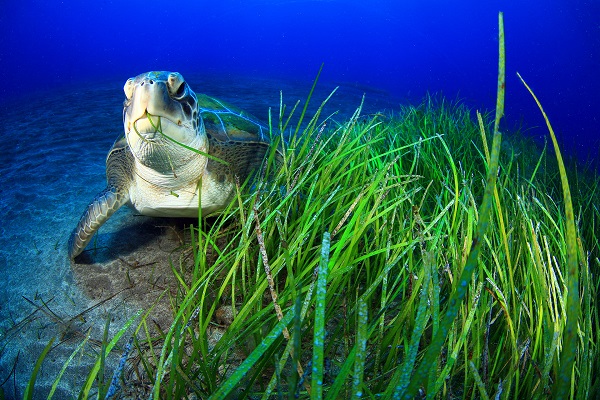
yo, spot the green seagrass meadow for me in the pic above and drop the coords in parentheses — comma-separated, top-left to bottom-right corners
(22, 13, 599, 399)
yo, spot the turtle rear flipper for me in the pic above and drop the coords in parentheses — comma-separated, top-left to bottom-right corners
(68, 185, 128, 259)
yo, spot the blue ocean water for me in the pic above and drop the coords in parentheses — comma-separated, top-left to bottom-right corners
(1, 0, 599, 161)
(0, 0, 598, 397)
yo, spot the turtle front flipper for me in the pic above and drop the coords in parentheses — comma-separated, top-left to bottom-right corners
(68, 185, 129, 259)
(68, 136, 133, 259)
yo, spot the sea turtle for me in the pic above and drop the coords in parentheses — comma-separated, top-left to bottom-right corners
(68, 71, 275, 259)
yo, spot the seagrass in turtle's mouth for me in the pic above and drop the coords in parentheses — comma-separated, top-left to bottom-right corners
(129, 112, 182, 142)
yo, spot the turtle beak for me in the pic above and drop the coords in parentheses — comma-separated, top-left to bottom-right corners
(129, 111, 164, 142)
(125, 82, 183, 130)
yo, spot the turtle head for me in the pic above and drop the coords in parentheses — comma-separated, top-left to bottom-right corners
(123, 71, 206, 171)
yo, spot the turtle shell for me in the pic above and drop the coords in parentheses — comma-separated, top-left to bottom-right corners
(196, 93, 270, 145)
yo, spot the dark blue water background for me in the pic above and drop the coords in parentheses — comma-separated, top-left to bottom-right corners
(1, 0, 598, 164)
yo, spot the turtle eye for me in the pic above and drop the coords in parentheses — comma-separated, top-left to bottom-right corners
(167, 72, 186, 98)
(124, 78, 135, 100)
(175, 81, 186, 98)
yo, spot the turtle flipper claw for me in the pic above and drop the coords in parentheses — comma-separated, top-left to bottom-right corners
(68, 186, 127, 259)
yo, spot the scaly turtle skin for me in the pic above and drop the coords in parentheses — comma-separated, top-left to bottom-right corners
(68, 71, 273, 259)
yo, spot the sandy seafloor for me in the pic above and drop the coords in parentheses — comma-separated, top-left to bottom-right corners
(0, 73, 399, 398)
